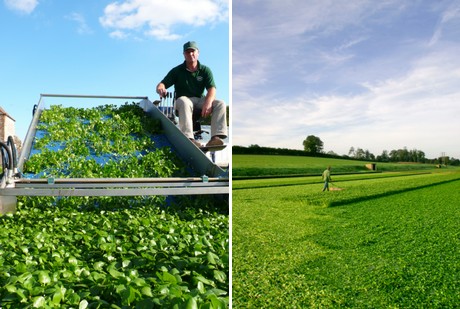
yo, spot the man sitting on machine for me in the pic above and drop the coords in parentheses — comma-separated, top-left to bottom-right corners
(156, 41, 227, 150)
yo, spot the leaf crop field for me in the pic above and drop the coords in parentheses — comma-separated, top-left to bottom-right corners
(232, 156, 460, 308)
(0, 104, 228, 308)
(233, 154, 440, 178)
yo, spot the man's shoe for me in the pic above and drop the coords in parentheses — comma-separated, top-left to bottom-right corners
(189, 139, 202, 147)
(206, 136, 224, 147)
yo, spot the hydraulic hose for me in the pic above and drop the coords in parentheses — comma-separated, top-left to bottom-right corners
(7, 136, 18, 170)
(1, 147, 7, 172)
(0, 141, 13, 171)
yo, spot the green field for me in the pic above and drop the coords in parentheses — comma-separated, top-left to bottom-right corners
(232, 155, 460, 308)
(233, 154, 441, 178)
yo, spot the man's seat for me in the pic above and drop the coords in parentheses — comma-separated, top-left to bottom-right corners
(192, 108, 209, 140)
(169, 98, 208, 140)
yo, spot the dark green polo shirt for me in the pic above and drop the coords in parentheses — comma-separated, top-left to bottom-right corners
(161, 61, 216, 98)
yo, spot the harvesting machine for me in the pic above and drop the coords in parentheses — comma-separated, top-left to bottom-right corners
(0, 94, 229, 214)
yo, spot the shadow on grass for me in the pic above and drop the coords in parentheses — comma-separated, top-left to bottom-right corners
(328, 178, 460, 207)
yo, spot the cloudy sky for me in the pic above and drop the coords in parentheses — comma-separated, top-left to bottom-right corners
(1, 0, 228, 142)
(233, 0, 460, 159)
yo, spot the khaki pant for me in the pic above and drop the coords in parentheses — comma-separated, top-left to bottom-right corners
(175, 96, 227, 139)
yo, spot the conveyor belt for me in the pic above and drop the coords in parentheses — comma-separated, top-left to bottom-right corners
(1, 94, 229, 200)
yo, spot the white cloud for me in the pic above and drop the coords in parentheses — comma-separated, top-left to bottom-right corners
(233, 0, 460, 158)
(233, 0, 410, 101)
(233, 49, 460, 158)
(4, 0, 38, 14)
(66, 13, 92, 35)
(429, 1, 460, 46)
(109, 30, 128, 40)
(99, 0, 228, 40)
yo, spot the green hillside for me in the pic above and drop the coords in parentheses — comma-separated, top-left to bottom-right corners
(233, 154, 451, 178)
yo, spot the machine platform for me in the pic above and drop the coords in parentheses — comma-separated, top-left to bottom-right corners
(0, 94, 228, 205)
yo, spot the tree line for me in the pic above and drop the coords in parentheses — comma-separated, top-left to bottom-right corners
(232, 135, 460, 166)
(346, 146, 428, 163)
(303, 135, 459, 165)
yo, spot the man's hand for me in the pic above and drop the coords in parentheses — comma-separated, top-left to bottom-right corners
(201, 100, 213, 117)
(202, 87, 216, 117)
(156, 83, 167, 98)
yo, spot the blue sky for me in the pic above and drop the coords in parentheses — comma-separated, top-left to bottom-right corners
(233, 0, 460, 159)
(0, 0, 229, 142)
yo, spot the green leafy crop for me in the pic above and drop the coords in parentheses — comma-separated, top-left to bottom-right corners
(233, 171, 460, 308)
(1, 103, 229, 308)
(24, 103, 184, 178)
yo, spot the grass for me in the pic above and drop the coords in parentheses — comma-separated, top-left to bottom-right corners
(232, 170, 460, 308)
(233, 154, 445, 178)
(232, 170, 434, 190)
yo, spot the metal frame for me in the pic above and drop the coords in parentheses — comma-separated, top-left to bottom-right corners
(6, 94, 229, 197)
(141, 99, 227, 178)
(0, 177, 228, 196)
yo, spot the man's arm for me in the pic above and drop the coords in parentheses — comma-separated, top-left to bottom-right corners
(156, 66, 178, 98)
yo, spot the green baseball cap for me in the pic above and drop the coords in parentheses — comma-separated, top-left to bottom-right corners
(183, 41, 199, 52)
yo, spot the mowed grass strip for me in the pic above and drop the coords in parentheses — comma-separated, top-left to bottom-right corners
(232, 170, 433, 190)
(232, 171, 460, 308)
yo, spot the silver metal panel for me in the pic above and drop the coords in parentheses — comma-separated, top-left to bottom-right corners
(14, 177, 228, 189)
(17, 97, 45, 170)
(0, 186, 229, 196)
(14, 183, 228, 188)
(16, 176, 223, 183)
(142, 99, 227, 178)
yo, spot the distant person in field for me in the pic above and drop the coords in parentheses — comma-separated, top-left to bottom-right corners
(322, 166, 332, 192)
(156, 41, 227, 148)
